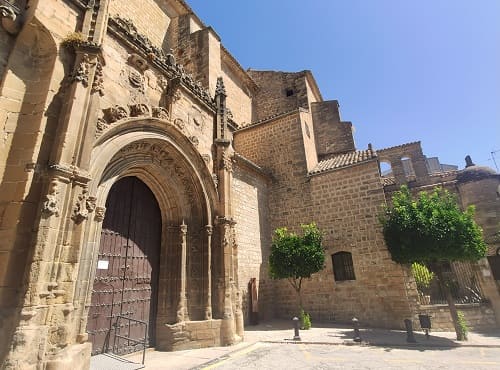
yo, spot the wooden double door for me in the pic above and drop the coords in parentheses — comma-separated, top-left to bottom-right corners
(87, 177, 161, 355)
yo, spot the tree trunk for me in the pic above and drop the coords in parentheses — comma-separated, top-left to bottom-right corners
(287, 278, 303, 316)
(433, 264, 465, 341)
(296, 288, 302, 314)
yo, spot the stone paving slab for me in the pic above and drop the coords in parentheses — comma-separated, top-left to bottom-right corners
(90, 353, 144, 370)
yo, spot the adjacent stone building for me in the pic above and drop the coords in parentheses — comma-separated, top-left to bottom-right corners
(0, 1, 498, 368)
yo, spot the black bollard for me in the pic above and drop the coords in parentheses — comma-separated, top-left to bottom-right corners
(292, 317, 301, 341)
(352, 317, 361, 342)
(404, 319, 417, 343)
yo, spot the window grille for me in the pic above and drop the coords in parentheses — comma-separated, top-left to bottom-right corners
(332, 252, 356, 281)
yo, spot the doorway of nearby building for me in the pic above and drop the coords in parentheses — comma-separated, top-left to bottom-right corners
(86, 176, 161, 355)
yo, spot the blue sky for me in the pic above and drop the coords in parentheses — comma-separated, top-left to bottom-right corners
(187, 0, 500, 169)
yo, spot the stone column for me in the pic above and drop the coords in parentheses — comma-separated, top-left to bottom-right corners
(177, 221, 188, 322)
(219, 219, 236, 343)
(231, 222, 244, 339)
(205, 225, 213, 320)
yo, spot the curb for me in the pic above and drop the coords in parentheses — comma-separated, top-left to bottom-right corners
(191, 342, 260, 370)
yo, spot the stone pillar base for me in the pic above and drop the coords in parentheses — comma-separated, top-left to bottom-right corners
(157, 319, 241, 351)
(45, 343, 92, 370)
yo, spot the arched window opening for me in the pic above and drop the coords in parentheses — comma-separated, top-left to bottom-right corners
(379, 161, 393, 177)
(401, 156, 416, 181)
(332, 252, 356, 281)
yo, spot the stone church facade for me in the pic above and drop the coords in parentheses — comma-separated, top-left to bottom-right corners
(0, 1, 498, 368)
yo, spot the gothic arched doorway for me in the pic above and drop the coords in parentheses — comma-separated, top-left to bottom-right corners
(86, 176, 161, 355)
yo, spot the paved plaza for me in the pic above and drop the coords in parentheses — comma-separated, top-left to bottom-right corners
(119, 320, 500, 369)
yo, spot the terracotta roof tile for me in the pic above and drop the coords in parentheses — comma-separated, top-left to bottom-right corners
(382, 177, 396, 186)
(309, 149, 377, 175)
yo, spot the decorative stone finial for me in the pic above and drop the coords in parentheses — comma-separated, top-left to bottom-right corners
(166, 48, 176, 66)
(465, 155, 475, 168)
(215, 77, 226, 97)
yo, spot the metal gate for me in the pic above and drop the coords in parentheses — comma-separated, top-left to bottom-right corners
(87, 176, 161, 355)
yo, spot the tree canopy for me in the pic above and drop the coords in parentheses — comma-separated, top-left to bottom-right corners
(380, 185, 487, 265)
(269, 223, 325, 282)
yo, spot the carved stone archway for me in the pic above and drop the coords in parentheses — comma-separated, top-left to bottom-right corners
(73, 118, 229, 352)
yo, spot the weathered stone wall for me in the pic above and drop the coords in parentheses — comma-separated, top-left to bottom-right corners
(458, 177, 500, 252)
(311, 101, 355, 158)
(264, 160, 417, 327)
(304, 162, 416, 327)
(157, 320, 222, 351)
(171, 21, 253, 125)
(0, 29, 14, 82)
(232, 163, 273, 322)
(378, 142, 429, 185)
(299, 110, 319, 172)
(109, 0, 174, 48)
(234, 111, 416, 328)
(99, 32, 215, 168)
(221, 60, 253, 126)
(247, 70, 310, 121)
(0, 2, 82, 366)
(419, 303, 496, 331)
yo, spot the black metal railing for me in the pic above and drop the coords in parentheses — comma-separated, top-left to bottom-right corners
(415, 261, 486, 305)
(112, 315, 148, 365)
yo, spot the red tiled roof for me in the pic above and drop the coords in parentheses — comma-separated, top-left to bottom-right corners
(382, 177, 396, 186)
(309, 149, 377, 175)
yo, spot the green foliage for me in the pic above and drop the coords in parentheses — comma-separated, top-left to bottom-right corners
(457, 310, 469, 341)
(269, 223, 324, 313)
(61, 32, 86, 49)
(300, 309, 311, 330)
(411, 262, 434, 291)
(269, 223, 325, 281)
(380, 186, 487, 265)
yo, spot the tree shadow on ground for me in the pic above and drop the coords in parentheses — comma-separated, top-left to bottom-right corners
(244, 319, 474, 352)
(332, 328, 464, 352)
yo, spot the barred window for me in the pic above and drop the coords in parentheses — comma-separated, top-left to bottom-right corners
(332, 252, 356, 281)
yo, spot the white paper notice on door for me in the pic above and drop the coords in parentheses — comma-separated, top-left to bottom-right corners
(97, 260, 109, 270)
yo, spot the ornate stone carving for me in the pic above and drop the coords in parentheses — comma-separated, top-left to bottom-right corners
(128, 53, 148, 72)
(0, 5, 16, 21)
(152, 106, 169, 120)
(0, 2, 21, 35)
(129, 103, 150, 117)
(95, 117, 108, 135)
(165, 49, 176, 67)
(94, 206, 106, 222)
(189, 136, 199, 147)
(215, 77, 226, 96)
(72, 190, 97, 223)
(108, 16, 216, 109)
(42, 181, 60, 217)
(103, 105, 128, 123)
(117, 142, 197, 204)
(173, 118, 185, 131)
(202, 154, 211, 164)
(158, 77, 168, 91)
(172, 90, 182, 103)
(128, 69, 144, 91)
(221, 151, 233, 172)
(70, 53, 91, 87)
(212, 173, 218, 187)
(91, 61, 104, 96)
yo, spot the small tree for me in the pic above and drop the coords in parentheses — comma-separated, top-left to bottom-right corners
(269, 223, 325, 316)
(380, 185, 487, 340)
